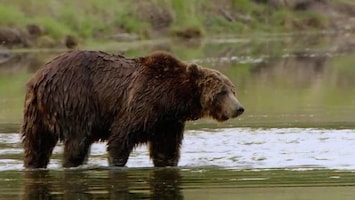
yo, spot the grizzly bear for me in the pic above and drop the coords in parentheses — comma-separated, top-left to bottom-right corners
(21, 50, 244, 168)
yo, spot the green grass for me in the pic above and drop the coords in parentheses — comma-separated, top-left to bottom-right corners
(0, 0, 338, 45)
(33, 17, 73, 39)
(0, 4, 27, 26)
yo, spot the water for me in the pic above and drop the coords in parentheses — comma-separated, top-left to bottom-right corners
(2, 128, 354, 170)
(2, 128, 355, 199)
(1, 33, 355, 199)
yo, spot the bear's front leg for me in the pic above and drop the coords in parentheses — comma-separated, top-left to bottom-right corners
(107, 131, 137, 167)
(107, 140, 133, 167)
(149, 121, 184, 167)
(63, 137, 92, 168)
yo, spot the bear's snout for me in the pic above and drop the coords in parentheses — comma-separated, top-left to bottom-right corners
(220, 93, 244, 120)
(234, 105, 244, 117)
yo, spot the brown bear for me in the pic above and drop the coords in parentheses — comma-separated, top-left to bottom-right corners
(21, 50, 244, 168)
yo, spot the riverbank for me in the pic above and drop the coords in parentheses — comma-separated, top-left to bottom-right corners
(0, 0, 355, 49)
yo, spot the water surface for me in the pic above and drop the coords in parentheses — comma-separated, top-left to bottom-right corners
(2, 128, 354, 170)
(1, 128, 355, 199)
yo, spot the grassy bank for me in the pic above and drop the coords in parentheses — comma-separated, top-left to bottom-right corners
(0, 0, 351, 47)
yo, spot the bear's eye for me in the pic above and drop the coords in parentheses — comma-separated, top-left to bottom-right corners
(218, 91, 228, 96)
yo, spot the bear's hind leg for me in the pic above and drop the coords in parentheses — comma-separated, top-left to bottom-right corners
(23, 127, 58, 168)
(149, 121, 184, 167)
(63, 138, 92, 168)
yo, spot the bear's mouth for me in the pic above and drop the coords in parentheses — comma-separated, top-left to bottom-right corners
(216, 114, 229, 122)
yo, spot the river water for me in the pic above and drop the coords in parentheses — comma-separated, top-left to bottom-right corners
(1, 33, 355, 199)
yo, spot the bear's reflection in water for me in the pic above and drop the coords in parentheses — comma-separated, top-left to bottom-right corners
(22, 168, 183, 200)
(22, 170, 52, 200)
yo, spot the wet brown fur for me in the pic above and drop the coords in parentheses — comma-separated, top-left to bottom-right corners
(21, 50, 242, 168)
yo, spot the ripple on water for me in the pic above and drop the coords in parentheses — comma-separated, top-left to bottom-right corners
(0, 128, 354, 171)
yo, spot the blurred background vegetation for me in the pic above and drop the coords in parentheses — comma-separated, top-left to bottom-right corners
(0, 0, 354, 49)
(1, 0, 355, 129)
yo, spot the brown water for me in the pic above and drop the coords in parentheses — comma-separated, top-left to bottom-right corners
(1, 33, 355, 199)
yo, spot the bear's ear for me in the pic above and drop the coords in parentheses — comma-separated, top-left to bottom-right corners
(187, 64, 202, 77)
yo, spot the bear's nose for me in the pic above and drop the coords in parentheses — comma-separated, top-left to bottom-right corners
(232, 106, 244, 118)
(234, 106, 244, 117)
(238, 107, 244, 114)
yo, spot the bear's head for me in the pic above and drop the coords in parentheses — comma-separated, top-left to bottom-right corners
(188, 64, 244, 122)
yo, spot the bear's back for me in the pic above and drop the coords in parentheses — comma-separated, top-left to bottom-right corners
(27, 50, 138, 88)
